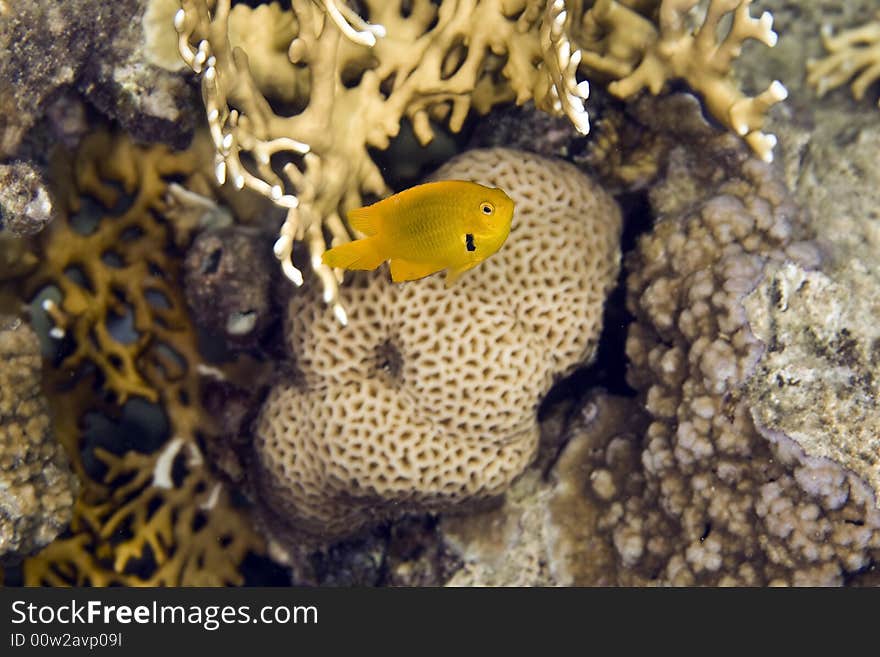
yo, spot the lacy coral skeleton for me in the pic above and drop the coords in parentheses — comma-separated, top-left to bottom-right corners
(21, 130, 266, 586)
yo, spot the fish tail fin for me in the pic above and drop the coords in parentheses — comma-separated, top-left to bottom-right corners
(322, 237, 386, 272)
(346, 205, 382, 236)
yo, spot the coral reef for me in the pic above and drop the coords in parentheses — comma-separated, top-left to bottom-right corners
(174, 0, 592, 321)
(443, 120, 880, 586)
(252, 148, 621, 541)
(807, 11, 880, 107)
(20, 130, 267, 585)
(738, 0, 880, 532)
(0, 316, 78, 561)
(613, 130, 880, 585)
(7, 0, 876, 588)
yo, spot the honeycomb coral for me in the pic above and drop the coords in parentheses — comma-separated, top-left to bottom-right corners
(0, 317, 77, 560)
(254, 148, 622, 540)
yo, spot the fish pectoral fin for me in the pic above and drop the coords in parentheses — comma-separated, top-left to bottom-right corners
(346, 206, 381, 236)
(444, 260, 480, 286)
(322, 237, 386, 271)
(389, 259, 444, 282)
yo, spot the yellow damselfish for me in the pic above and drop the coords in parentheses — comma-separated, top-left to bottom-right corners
(322, 180, 515, 285)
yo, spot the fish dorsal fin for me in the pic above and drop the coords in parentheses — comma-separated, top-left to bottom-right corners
(346, 205, 382, 236)
(390, 258, 444, 282)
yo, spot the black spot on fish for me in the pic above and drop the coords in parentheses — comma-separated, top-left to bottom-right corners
(465, 233, 475, 252)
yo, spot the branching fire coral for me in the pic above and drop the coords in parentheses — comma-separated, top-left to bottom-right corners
(807, 12, 880, 106)
(173, 0, 782, 320)
(578, 0, 787, 161)
(173, 0, 592, 322)
(21, 131, 265, 586)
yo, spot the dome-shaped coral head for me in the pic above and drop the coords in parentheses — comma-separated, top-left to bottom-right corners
(322, 180, 514, 285)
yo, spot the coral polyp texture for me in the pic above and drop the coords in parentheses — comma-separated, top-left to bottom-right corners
(807, 11, 880, 106)
(253, 148, 622, 540)
(0, 317, 78, 560)
(0, 161, 56, 236)
(173, 0, 780, 320)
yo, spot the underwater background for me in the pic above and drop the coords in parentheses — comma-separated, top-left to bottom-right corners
(2, 0, 880, 586)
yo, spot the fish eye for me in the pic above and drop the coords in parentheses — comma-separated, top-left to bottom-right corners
(480, 202, 494, 215)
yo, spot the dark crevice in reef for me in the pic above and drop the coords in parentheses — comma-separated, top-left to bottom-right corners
(843, 560, 880, 587)
(538, 189, 653, 418)
(241, 551, 292, 586)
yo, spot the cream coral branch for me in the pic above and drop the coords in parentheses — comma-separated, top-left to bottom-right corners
(319, 0, 386, 46)
(579, 0, 786, 162)
(538, 0, 591, 134)
(807, 12, 880, 106)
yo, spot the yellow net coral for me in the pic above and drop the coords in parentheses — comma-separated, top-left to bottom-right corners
(25, 130, 202, 403)
(21, 130, 266, 586)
